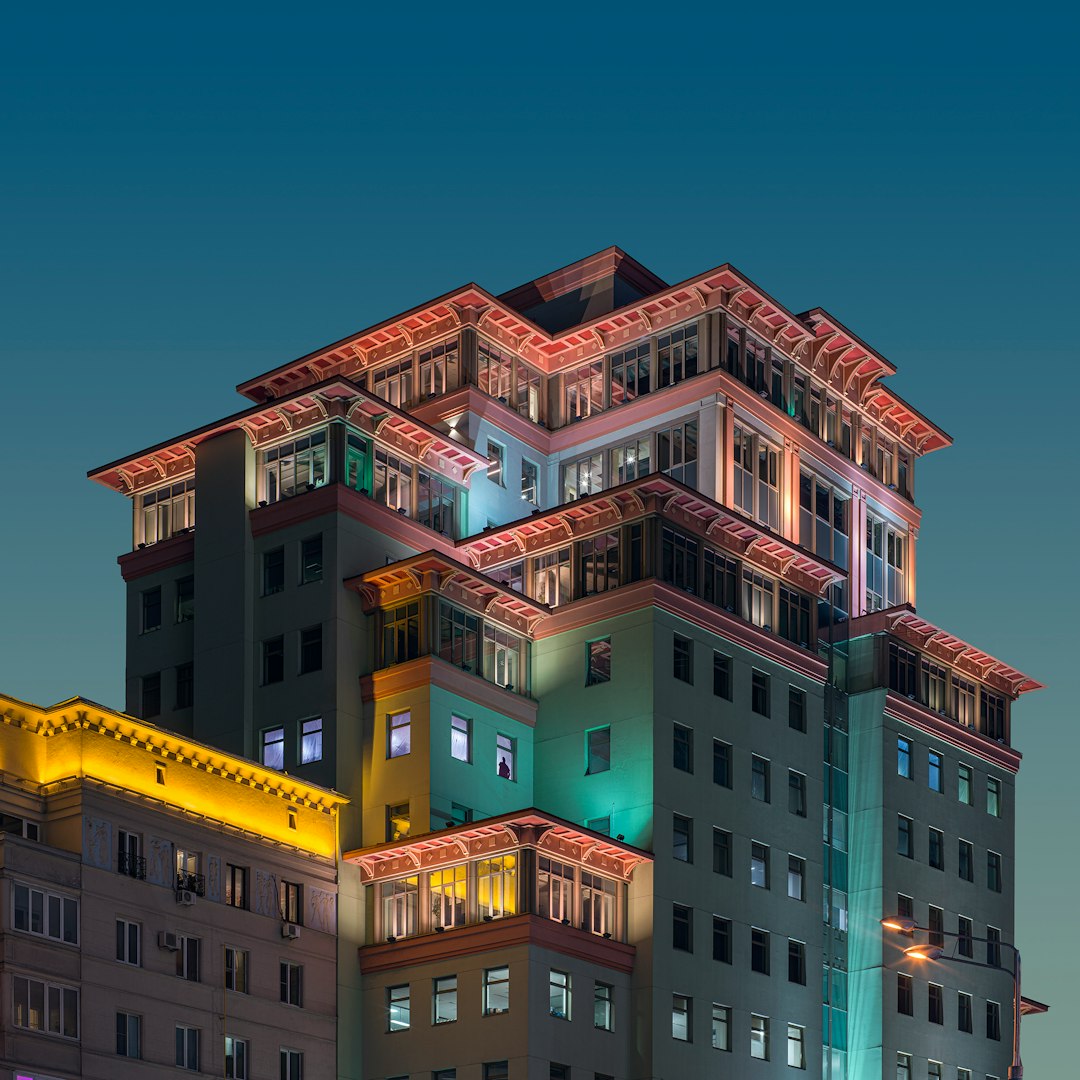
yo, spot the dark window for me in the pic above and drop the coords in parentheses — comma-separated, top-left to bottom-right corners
(142, 587, 161, 633)
(897, 736, 911, 778)
(788, 771, 807, 817)
(958, 840, 973, 881)
(788, 687, 806, 732)
(175, 663, 194, 709)
(712, 916, 732, 963)
(713, 740, 732, 788)
(751, 928, 770, 974)
(987, 926, 1001, 968)
(661, 527, 699, 594)
(928, 906, 944, 947)
(586, 638, 612, 685)
(751, 670, 770, 716)
(713, 829, 732, 876)
(672, 815, 692, 863)
(176, 576, 194, 622)
(958, 992, 972, 1033)
(673, 724, 693, 773)
(888, 642, 918, 697)
(929, 983, 943, 1024)
(301, 536, 323, 583)
(929, 828, 944, 870)
(981, 690, 1006, 741)
(788, 940, 806, 984)
(672, 904, 692, 952)
(751, 756, 770, 802)
(958, 916, 974, 958)
(673, 635, 693, 683)
(778, 586, 811, 647)
(262, 637, 284, 684)
(263, 548, 285, 595)
(986, 1000, 1001, 1041)
(299, 626, 322, 674)
(897, 815, 913, 858)
(703, 549, 738, 610)
(383, 602, 420, 665)
(928, 750, 943, 792)
(897, 973, 913, 1015)
(141, 673, 161, 719)
(988, 851, 1002, 892)
(586, 727, 611, 774)
(713, 652, 732, 699)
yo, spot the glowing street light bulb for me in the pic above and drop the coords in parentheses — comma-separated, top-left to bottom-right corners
(880, 916, 917, 933)
(904, 944, 943, 961)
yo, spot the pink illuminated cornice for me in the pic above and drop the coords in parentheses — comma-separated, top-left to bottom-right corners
(117, 531, 195, 582)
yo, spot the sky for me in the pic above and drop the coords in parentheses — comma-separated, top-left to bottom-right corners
(1, 4, 1077, 1072)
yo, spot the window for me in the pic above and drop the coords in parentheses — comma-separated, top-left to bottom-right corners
(958, 991, 973, 1033)
(387, 984, 410, 1031)
(981, 690, 1006, 740)
(117, 1011, 141, 1058)
(957, 1071, 972, 1080)
(483, 966, 510, 1015)
(987, 777, 1002, 817)
(521, 458, 539, 504)
(897, 1053, 912, 1080)
(928, 750, 943, 792)
(225, 1035, 248, 1078)
(673, 904, 693, 952)
(225, 863, 247, 909)
(958, 763, 973, 805)
(713, 829, 732, 876)
(928, 1063, 942, 1080)
(587, 727, 611, 774)
(434, 1072, 457, 1080)
(959, 839, 973, 881)
(419, 470, 460, 536)
(673, 634, 693, 683)
(897, 815, 913, 858)
(175, 661, 194, 708)
(299, 625, 322, 674)
(175, 1025, 200, 1069)
(116, 917, 140, 965)
(295, 717, 323, 765)
(142, 586, 162, 632)
(733, 424, 780, 530)
(496, 733, 515, 780)
(13, 883, 78, 944)
(673, 723, 693, 772)
(669, 813, 692, 863)
(929, 905, 944, 947)
(750, 1014, 770, 1060)
(656, 324, 699, 389)
(987, 1000, 1001, 1040)
(751, 670, 770, 716)
(262, 431, 327, 502)
(929, 827, 944, 869)
(225, 947, 248, 993)
(958, 915, 974, 958)
(672, 994, 691, 1041)
(713, 652, 732, 699)
(788, 939, 806, 984)
(789, 770, 807, 816)
(433, 975, 457, 1024)
(751, 756, 770, 802)
(866, 513, 905, 610)
(263, 548, 285, 595)
(281, 1049, 303, 1080)
(789, 687, 806, 731)
(988, 851, 1003, 892)
(697, 1002, 727, 1053)
(897, 973, 913, 1015)
(897, 736, 911, 778)
(12, 976, 78, 1038)
(712, 916, 732, 963)
(889, 642, 918, 696)
(751, 928, 770, 974)
(487, 440, 505, 486)
(585, 980, 613, 1032)
(447, 715, 471, 763)
(301, 535, 323, 583)
(538, 858, 575, 921)
(987, 925, 1002, 967)
(549, 969, 571, 1018)
(657, 418, 699, 485)
(929, 982, 944, 1024)
(713, 740, 732, 787)
(141, 477, 196, 541)
(788, 855, 805, 901)
(262, 637, 284, 684)
(382, 601, 420, 665)
(430, 864, 467, 929)
(586, 637, 612, 685)
(388, 711, 411, 758)
(484, 1064, 509, 1080)
(751, 842, 769, 888)
(278, 879, 301, 925)
(280, 961, 303, 1006)
(661, 527, 699, 593)
(176, 575, 194, 622)
(897, 893, 914, 934)
(176, 934, 200, 981)
(141, 672, 161, 718)
(787, 1024, 806, 1069)
(262, 727, 285, 769)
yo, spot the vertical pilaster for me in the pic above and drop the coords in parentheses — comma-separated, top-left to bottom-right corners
(850, 487, 868, 616)
(907, 525, 918, 609)
(783, 438, 800, 543)
(698, 397, 721, 504)
(720, 396, 735, 509)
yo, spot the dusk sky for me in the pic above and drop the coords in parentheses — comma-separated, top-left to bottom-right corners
(1, 7, 1076, 1072)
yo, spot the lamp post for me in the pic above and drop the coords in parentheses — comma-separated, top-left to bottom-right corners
(881, 916, 1023, 1079)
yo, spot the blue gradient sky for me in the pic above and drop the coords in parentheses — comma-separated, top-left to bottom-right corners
(2, 6, 1076, 1070)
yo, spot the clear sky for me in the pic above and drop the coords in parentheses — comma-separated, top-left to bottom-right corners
(1, 5, 1076, 1071)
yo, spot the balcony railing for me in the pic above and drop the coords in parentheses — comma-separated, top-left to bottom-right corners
(118, 852, 147, 880)
(176, 870, 206, 896)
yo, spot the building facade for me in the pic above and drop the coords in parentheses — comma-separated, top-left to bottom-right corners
(0, 691, 344, 1080)
(89, 247, 1043, 1079)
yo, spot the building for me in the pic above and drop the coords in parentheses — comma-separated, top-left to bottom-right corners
(0, 690, 345, 1080)
(88, 247, 1044, 1079)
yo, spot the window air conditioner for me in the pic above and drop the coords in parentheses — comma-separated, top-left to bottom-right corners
(176, 889, 197, 906)
(158, 930, 181, 950)
(282, 922, 301, 940)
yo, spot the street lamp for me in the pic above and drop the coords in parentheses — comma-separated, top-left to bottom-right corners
(881, 916, 1024, 1080)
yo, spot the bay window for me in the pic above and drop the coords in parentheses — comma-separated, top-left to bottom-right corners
(262, 431, 327, 504)
(139, 478, 195, 544)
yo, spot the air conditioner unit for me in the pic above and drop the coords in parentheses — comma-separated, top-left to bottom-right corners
(158, 930, 180, 951)
(282, 922, 300, 940)
(176, 889, 197, 906)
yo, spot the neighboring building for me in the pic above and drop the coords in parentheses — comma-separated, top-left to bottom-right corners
(88, 247, 1044, 1079)
(0, 690, 345, 1080)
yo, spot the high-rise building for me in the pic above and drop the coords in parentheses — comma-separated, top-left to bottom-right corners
(89, 247, 1045, 1079)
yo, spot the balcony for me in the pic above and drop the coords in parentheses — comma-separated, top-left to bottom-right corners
(176, 870, 206, 896)
(118, 852, 147, 880)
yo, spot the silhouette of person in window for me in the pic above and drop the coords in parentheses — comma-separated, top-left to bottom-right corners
(498, 757, 512, 780)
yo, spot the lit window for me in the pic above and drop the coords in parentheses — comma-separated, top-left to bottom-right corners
(433, 975, 457, 1024)
(387, 984, 410, 1031)
(521, 459, 539, 504)
(751, 842, 769, 888)
(586, 727, 611, 774)
(483, 966, 510, 1015)
(280, 880, 301, 924)
(450, 715, 471, 762)
(958, 763, 973, 804)
(928, 750, 943, 792)
(750, 1014, 770, 1060)
(987, 777, 1002, 817)
(386, 803, 410, 842)
(430, 864, 467, 929)
(13, 976, 78, 1038)
(586, 638, 612, 685)
(787, 855, 805, 900)
(897, 736, 911, 778)
(712, 1004, 731, 1050)
(225, 864, 247, 909)
(262, 727, 285, 770)
(300, 718, 323, 764)
(549, 969, 571, 1019)
(594, 982, 614, 1031)
(487, 440, 505, 487)
(672, 994, 691, 1041)
(496, 733, 515, 780)
(787, 1023, 806, 1069)
(301, 535, 323, 584)
(897, 1052, 912, 1080)
(388, 711, 411, 758)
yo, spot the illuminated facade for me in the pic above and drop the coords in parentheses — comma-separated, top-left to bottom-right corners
(0, 690, 345, 1080)
(90, 247, 1043, 1079)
